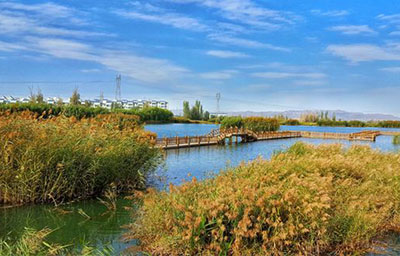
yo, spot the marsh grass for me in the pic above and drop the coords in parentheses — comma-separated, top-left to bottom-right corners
(0, 228, 114, 256)
(0, 111, 161, 206)
(126, 142, 400, 255)
(393, 135, 400, 145)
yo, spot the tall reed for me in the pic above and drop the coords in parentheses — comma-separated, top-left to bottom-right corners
(126, 142, 400, 255)
(0, 111, 161, 206)
(393, 135, 400, 145)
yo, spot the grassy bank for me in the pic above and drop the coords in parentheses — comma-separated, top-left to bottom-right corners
(127, 143, 400, 255)
(0, 111, 161, 206)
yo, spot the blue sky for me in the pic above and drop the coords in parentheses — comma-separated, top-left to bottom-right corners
(0, 0, 400, 115)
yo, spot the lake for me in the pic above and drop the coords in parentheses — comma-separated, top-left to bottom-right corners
(1, 123, 400, 254)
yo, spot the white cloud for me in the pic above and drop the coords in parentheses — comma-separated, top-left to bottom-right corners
(377, 14, 400, 24)
(329, 25, 376, 35)
(380, 67, 400, 73)
(390, 31, 400, 36)
(115, 10, 209, 32)
(206, 50, 249, 58)
(0, 41, 27, 52)
(1, 37, 188, 83)
(252, 72, 326, 79)
(0, 3, 109, 38)
(0, 2, 88, 26)
(311, 9, 349, 17)
(81, 69, 102, 73)
(168, 0, 299, 30)
(326, 44, 400, 63)
(200, 70, 237, 80)
(208, 33, 290, 51)
(293, 80, 326, 86)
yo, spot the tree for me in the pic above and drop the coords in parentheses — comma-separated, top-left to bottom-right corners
(203, 111, 210, 121)
(183, 101, 190, 119)
(56, 98, 64, 106)
(29, 86, 37, 103)
(324, 111, 329, 120)
(332, 113, 336, 121)
(36, 89, 44, 104)
(84, 100, 93, 107)
(190, 100, 203, 120)
(70, 88, 81, 105)
(29, 87, 44, 104)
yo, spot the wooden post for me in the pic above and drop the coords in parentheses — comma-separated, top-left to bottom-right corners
(176, 136, 179, 147)
(198, 136, 201, 145)
(165, 138, 168, 147)
(187, 136, 190, 146)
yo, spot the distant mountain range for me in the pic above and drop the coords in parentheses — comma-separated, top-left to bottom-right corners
(171, 109, 400, 121)
(225, 110, 400, 121)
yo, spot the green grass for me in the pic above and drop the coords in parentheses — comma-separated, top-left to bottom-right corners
(126, 142, 400, 255)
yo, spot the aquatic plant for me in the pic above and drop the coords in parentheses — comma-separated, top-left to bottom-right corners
(126, 142, 400, 255)
(221, 116, 280, 132)
(220, 116, 243, 129)
(0, 111, 161, 206)
(243, 117, 280, 132)
(393, 135, 400, 145)
(0, 228, 114, 255)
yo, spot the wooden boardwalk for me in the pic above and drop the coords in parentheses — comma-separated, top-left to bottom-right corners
(154, 128, 385, 150)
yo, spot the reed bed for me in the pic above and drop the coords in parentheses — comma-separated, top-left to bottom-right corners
(393, 135, 400, 145)
(126, 143, 400, 255)
(0, 228, 114, 255)
(0, 111, 161, 206)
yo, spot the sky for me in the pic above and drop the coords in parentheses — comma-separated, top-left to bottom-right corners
(0, 0, 400, 115)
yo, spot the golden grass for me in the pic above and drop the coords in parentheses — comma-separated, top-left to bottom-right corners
(0, 111, 161, 206)
(126, 142, 400, 255)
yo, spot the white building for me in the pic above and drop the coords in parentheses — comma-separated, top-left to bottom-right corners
(1, 96, 169, 110)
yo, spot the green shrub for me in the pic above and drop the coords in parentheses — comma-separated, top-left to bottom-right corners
(243, 117, 280, 132)
(378, 120, 400, 128)
(393, 135, 400, 145)
(220, 116, 243, 129)
(127, 143, 400, 255)
(284, 119, 300, 125)
(0, 103, 174, 123)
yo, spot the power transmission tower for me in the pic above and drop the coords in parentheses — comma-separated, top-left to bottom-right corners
(115, 74, 121, 101)
(216, 93, 221, 114)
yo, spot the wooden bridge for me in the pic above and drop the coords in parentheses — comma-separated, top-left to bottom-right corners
(154, 128, 385, 150)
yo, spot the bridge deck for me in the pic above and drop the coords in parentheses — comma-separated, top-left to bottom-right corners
(154, 129, 386, 150)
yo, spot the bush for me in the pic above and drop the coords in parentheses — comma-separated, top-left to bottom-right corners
(221, 117, 280, 132)
(284, 119, 300, 125)
(220, 116, 243, 129)
(0, 111, 161, 206)
(393, 135, 400, 145)
(243, 117, 280, 132)
(127, 143, 400, 255)
(0, 103, 174, 123)
(117, 107, 174, 123)
(378, 120, 400, 128)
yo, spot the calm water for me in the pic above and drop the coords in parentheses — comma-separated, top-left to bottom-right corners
(2, 124, 400, 254)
